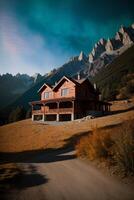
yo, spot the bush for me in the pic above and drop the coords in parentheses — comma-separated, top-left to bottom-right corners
(8, 106, 26, 123)
(25, 109, 31, 119)
(76, 128, 113, 160)
(117, 73, 134, 99)
(76, 120, 134, 174)
(112, 121, 134, 174)
(126, 79, 134, 94)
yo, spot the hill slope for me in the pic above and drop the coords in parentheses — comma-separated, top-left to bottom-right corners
(91, 45, 134, 99)
(0, 73, 43, 110)
(0, 107, 134, 153)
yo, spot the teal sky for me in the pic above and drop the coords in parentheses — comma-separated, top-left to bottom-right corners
(0, 0, 134, 75)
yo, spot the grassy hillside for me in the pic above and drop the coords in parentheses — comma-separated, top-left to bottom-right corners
(0, 107, 134, 153)
(92, 45, 134, 100)
(0, 74, 32, 110)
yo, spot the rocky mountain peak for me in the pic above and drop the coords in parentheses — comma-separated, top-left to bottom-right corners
(78, 51, 88, 61)
(89, 53, 94, 63)
(32, 73, 42, 83)
(119, 25, 127, 34)
(115, 31, 123, 41)
(105, 38, 115, 52)
(15, 73, 31, 81)
(122, 31, 133, 45)
(88, 39, 106, 62)
(99, 38, 107, 46)
(94, 43, 98, 48)
(88, 23, 134, 62)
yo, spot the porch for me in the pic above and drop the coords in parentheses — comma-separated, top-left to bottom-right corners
(31, 98, 75, 122)
(30, 98, 111, 122)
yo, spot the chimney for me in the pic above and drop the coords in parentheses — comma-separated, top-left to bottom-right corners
(77, 72, 80, 80)
(94, 83, 97, 90)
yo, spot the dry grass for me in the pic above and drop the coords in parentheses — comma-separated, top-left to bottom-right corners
(76, 128, 113, 160)
(112, 121, 134, 173)
(0, 109, 134, 153)
(76, 120, 134, 174)
(110, 96, 134, 112)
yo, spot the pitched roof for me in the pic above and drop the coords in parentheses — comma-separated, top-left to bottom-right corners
(38, 83, 52, 93)
(52, 76, 77, 91)
(38, 76, 91, 93)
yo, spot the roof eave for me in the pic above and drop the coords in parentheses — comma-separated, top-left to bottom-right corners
(38, 83, 52, 93)
(52, 76, 76, 91)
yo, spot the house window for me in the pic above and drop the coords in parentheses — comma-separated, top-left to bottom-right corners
(44, 92, 52, 99)
(61, 88, 69, 96)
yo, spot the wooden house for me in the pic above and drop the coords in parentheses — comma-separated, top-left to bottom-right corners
(29, 76, 111, 121)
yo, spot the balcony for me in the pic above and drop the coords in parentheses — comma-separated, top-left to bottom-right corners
(32, 107, 73, 115)
(45, 107, 73, 114)
(32, 110, 43, 115)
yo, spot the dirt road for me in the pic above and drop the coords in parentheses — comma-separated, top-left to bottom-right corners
(3, 149, 134, 200)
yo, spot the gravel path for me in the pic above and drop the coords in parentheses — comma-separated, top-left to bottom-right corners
(4, 150, 134, 200)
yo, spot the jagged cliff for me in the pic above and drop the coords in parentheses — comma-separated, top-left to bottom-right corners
(88, 24, 134, 63)
(62, 24, 134, 78)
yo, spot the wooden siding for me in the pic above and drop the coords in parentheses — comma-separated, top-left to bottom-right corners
(41, 86, 53, 100)
(41, 79, 76, 100)
(54, 79, 75, 98)
(76, 80, 98, 100)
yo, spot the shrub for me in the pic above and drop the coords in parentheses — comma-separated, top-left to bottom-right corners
(116, 87, 128, 99)
(25, 109, 31, 119)
(126, 79, 134, 94)
(117, 73, 134, 99)
(8, 106, 26, 123)
(76, 128, 113, 161)
(76, 120, 134, 175)
(112, 121, 134, 174)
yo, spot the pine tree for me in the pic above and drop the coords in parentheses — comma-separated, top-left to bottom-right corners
(8, 106, 26, 123)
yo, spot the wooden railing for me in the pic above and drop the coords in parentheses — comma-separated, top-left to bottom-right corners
(32, 108, 73, 114)
(32, 110, 43, 114)
(45, 108, 73, 114)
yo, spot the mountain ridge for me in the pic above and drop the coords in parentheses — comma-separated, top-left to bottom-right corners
(0, 73, 43, 110)
(88, 23, 134, 63)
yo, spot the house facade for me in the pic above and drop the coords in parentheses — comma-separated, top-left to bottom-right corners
(29, 76, 111, 121)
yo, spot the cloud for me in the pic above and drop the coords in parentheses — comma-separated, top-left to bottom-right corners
(0, 0, 134, 75)
(15, 0, 134, 52)
(0, 11, 72, 75)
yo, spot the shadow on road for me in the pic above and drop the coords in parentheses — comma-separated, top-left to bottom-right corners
(0, 130, 93, 199)
(0, 164, 48, 189)
(0, 148, 76, 164)
(0, 131, 91, 164)
(0, 131, 91, 199)
(0, 164, 48, 200)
